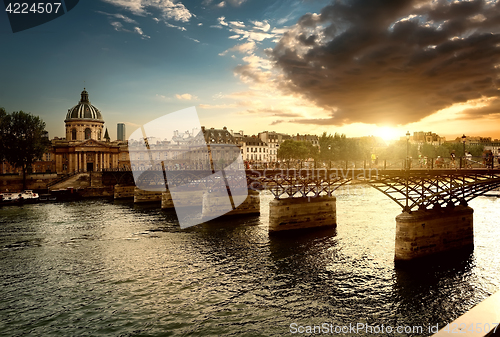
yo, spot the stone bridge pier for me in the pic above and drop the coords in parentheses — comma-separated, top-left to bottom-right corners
(161, 188, 260, 219)
(394, 206, 474, 263)
(268, 196, 337, 232)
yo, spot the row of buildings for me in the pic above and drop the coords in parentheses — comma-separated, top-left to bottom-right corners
(0, 89, 320, 174)
(405, 132, 500, 154)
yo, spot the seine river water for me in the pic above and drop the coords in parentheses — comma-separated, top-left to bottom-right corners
(1, 186, 499, 336)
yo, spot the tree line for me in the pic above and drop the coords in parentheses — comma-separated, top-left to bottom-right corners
(277, 132, 485, 166)
(0, 107, 49, 189)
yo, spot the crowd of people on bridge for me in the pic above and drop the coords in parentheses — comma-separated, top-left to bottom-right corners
(410, 150, 500, 169)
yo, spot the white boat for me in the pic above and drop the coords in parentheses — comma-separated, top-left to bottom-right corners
(0, 190, 39, 204)
(20, 190, 39, 199)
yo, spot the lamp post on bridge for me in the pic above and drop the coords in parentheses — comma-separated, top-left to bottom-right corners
(405, 131, 410, 212)
(328, 144, 332, 169)
(406, 131, 410, 170)
(462, 134, 466, 169)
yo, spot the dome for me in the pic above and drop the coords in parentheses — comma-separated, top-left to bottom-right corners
(65, 89, 103, 122)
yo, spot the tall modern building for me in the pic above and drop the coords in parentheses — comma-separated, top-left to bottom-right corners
(117, 123, 125, 141)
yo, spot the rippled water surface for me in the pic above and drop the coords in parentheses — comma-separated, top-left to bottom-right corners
(1, 186, 499, 336)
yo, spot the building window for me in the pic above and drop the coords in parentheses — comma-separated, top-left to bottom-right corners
(98, 131, 101, 140)
(85, 128, 91, 140)
(72, 128, 77, 140)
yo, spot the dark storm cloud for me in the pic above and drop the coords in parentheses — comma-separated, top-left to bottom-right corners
(271, 0, 500, 125)
(246, 108, 302, 117)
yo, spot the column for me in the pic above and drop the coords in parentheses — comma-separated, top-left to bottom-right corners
(70, 153, 74, 173)
(101, 152, 104, 170)
(83, 152, 87, 172)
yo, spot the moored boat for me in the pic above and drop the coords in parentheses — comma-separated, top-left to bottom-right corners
(0, 190, 39, 205)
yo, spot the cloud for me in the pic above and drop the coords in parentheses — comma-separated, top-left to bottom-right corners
(229, 21, 245, 28)
(97, 11, 139, 24)
(99, 10, 150, 38)
(108, 21, 150, 39)
(226, 0, 247, 6)
(246, 108, 302, 118)
(218, 16, 229, 26)
(165, 22, 187, 31)
(251, 20, 270, 32)
(219, 41, 256, 56)
(199, 103, 239, 109)
(268, 0, 500, 126)
(110, 21, 125, 31)
(176, 93, 198, 100)
(156, 94, 171, 101)
(205, 0, 246, 7)
(134, 26, 150, 38)
(101, 0, 193, 22)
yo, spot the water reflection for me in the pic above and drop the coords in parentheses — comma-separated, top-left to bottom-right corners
(0, 190, 499, 336)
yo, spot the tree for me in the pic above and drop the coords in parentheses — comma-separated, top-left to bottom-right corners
(0, 107, 7, 160)
(1, 110, 49, 190)
(277, 140, 317, 167)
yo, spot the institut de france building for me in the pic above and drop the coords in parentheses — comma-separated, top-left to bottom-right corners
(50, 89, 129, 173)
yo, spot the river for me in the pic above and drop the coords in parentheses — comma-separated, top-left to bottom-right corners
(1, 185, 499, 336)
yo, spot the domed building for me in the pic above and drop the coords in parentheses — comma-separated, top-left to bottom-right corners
(65, 89, 104, 141)
(52, 89, 126, 173)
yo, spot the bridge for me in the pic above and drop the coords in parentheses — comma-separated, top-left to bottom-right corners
(104, 167, 500, 209)
(102, 167, 500, 264)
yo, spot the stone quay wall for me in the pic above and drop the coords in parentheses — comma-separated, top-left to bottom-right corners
(134, 187, 163, 203)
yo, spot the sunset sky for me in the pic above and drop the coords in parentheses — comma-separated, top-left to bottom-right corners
(1, 0, 499, 142)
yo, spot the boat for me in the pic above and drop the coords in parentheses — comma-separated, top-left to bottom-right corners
(0, 190, 39, 205)
(0, 187, 85, 206)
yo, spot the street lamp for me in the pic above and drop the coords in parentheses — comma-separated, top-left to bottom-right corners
(328, 144, 331, 169)
(462, 134, 466, 169)
(406, 131, 410, 169)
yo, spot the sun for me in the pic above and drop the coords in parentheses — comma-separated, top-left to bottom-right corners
(373, 126, 402, 142)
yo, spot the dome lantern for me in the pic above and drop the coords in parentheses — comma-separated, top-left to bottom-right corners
(65, 88, 103, 122)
